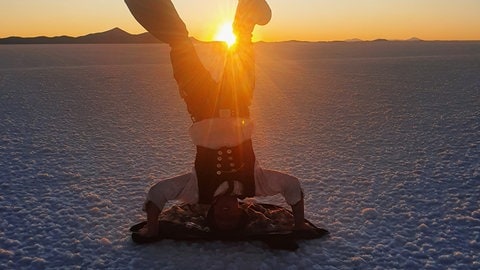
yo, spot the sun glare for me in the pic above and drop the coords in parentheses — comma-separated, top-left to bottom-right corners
(214, 22, 236, 47)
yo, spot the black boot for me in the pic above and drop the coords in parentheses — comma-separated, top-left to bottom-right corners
(125, 0, 189, 45)
(233, 0, 272, 40)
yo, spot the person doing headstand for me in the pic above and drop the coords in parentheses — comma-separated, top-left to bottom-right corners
(125, 0, 312, 240)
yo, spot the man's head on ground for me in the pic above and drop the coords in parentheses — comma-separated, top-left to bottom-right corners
(207, 195, 247, 232)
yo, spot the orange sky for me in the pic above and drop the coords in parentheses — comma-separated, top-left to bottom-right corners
(1, 0, 479, 41)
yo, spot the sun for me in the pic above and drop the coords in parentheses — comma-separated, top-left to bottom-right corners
(214, 22, 237, 47)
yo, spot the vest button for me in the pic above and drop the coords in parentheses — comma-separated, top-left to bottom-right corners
(226, 149, 232, 154)
(217, 150, 223, 155)
(230, 163, 235, 167)
(217, 163, 222, 168)
(216, 171, 222, 175)
(217, 157, 222, 161)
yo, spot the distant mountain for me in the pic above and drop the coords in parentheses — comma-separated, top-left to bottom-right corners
(75, 27, 158, 44)
(369, 37, 425, 42)
(0, 28, 161, 44)
(372, 38, 389, 42)
(406, 37, 424, 42)
(0, 28, 214, 45)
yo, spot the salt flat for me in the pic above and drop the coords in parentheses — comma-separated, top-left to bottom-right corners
(0, 42, 479, 269)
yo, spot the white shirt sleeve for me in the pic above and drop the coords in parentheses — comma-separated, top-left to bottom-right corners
(145, 157, 303, 209)
(254, 164, 303, 205)
(145, 171, 198, 210)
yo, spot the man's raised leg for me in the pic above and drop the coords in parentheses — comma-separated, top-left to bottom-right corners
(125, 0, 218, 121)
(125, 0, 188, 44)
(218, 0, 272, 113)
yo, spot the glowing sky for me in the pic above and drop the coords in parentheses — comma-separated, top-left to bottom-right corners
(1, 0, 479, 41)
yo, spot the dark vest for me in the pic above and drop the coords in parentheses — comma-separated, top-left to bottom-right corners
(195, 139, 256, 204)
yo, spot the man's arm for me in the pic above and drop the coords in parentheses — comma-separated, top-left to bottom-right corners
(255, 168, 313, 230)
(140, 173, 193, 237)
(290, 193, 313, 230)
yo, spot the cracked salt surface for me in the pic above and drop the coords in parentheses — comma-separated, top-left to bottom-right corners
(1, 42, 479, 269)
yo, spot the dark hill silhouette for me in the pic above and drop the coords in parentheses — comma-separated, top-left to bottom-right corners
(76, 27, 146, 43)
(406, 37, 423, 42)
(0, 27, 209, 44)
(0, 28, 160, 44)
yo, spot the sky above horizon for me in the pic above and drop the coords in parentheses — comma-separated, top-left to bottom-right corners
(1, 0, 479, 41)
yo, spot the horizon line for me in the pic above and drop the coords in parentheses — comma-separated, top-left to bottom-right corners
(1, 27, 480, 43)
